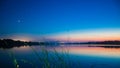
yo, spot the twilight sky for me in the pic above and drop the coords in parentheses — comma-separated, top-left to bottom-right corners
(0, 0, 120, 41)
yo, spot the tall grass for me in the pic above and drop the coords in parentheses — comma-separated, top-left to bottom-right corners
(3, 40, 19, 68)
(9, 51, 19, 68)
(29, 45, 70, 68)
(7, 45, 81, 68)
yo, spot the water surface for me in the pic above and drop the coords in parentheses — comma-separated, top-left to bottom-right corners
(0, 44, 120, 68)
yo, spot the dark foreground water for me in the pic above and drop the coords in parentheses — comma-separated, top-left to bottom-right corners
(0, 45, 120, 68)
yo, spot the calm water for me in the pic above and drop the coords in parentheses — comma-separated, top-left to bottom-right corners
(0, 45, 120, 68)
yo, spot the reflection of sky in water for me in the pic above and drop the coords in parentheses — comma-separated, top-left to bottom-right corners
(12, 45, 120, 58)
(50, 45, 120, 58)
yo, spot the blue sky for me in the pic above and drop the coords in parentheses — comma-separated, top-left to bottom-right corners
(0, 0, 120, 41)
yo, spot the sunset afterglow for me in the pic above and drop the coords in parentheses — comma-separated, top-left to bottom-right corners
(48, 29, 120, 42)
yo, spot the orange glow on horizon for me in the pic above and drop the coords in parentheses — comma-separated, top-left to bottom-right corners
(13, 38, 31, 42)
(48, 29, 120, 42)
(12, 36, 33, 42)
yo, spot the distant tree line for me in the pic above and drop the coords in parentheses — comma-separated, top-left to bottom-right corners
(0, 39, 60, 48)
(0, 39, 43, 48)
(60, 41, 120, 45)
(1, 39, 120, 48)
(83, 41, 120, 45)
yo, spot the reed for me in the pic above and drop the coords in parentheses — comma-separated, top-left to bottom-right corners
(29, 45, 71, 68)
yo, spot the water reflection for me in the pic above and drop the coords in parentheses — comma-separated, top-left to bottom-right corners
(0, 45, 120, 68)
(53, 45, 120, 58)
(10, 45, 120, 58)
